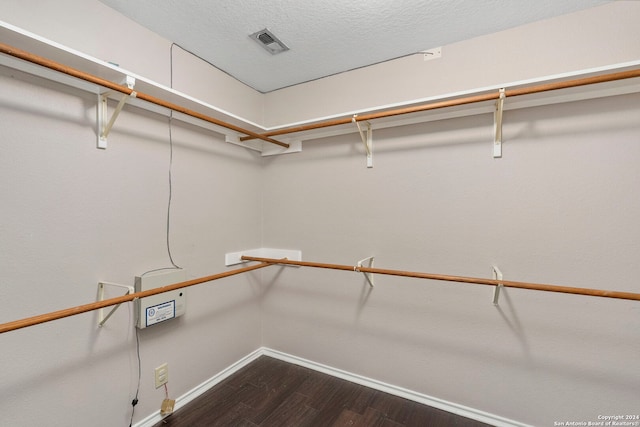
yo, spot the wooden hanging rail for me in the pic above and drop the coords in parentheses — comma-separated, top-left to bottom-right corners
(240, 67, 640, 141)
(241, 256, 640, 302)
(0, 42, 289, 149)
(0, 261, 273, 335)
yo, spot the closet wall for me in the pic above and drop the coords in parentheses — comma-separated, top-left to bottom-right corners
(260, 92, 640, 425)
(263, 1, 640, 127)
(0, 1, 265, 426)
(260, 4, 640, 426)
(1, 1, 639, 426)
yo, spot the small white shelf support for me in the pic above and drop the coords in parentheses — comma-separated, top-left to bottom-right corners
(97, 281, 135, 327)
(353, 115, 373, 168)
(356, 256, 375, 287)
(224, 132, 262, 152)
(224, 133, 303, 157)
(225, 248, 302, 266)
(493, 88, 506, 158)
(97, 76, 136, 149)
(261, 139, 303, 157)
(421, 46, 442, 62)
(492, 266, 504, 305)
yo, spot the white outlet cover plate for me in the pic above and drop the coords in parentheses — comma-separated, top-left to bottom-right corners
(225, 248, 302, 266)
(422, 47, 442, 61)
(155, 363, 168, 388)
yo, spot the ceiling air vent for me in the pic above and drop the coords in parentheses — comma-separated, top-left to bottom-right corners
(249, 28, 289, 55)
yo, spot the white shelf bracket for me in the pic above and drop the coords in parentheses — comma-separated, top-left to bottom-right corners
(493, 88, 506, 158)
(355, 256, 375, 287)
(225, 248, 302, 266)
(224, 132, 263, 152)
(353, 115, 373, 168)
(492, 266, 504, 305)
(97, 76, 136, 149)
(97, 281, 135, 327)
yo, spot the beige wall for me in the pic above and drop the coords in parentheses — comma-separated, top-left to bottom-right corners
(0, 66, 265, 426)
(1, 1, 639, 426)
(0, 0, 265, 124)
(264, 1, 640, 128)
(260, 92, 640, 426)
(0, 0, 172, 85)
(0, 2, 264, 425)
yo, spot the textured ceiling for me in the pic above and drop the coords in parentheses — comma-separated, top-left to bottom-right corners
(98, 0, 610, 93)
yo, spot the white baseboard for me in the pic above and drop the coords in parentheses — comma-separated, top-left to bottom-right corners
(136, 347, 530, 427)
(134, 348, 263, 427)
(262, 348, 531, 427)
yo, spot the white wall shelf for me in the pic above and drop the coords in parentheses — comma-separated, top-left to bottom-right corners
(0, 21, 299, 156)
(1, 20, 640, 154)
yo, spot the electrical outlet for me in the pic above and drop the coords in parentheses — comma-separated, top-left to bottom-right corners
(155, 363, 168, 388)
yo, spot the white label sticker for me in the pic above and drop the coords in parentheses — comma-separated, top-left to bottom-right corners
(146, 300, 175, 326)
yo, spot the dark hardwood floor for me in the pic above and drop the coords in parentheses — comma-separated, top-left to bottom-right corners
(153, 356, 491, 427)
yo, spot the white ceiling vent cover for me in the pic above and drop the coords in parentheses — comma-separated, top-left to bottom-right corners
(249, 28, 289, 55)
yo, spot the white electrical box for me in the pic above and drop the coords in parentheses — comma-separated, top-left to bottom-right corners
(135, 269, 187, 329)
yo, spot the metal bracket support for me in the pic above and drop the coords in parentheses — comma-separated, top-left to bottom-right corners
(493, 88, 506, 158)
(492, 266, 503, 305)
(97, 281, 135, 327)
(98, 76, 136, 149)
(355, 256, 375, 287)
(353, 115, 373, 168)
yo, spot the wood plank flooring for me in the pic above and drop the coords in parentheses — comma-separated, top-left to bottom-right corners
(153, 356, 492, 427)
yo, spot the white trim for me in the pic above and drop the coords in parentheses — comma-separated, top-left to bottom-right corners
(134, 348, 263, 427)
(262, 348, 531, 427)
(263, 59, 640, 131)
(135, 347, 531, 427)
(0, 20, 266, 130)
(2, 20, 639, 144)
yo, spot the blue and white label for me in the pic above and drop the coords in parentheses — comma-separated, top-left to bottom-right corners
(146, 300, 175, 326)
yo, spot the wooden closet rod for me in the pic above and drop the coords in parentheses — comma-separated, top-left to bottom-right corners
(0, 42, 289, 149)
(241, 256, 640, 302)
(0, 261, 273, 335)
(240, 67, 640, 141)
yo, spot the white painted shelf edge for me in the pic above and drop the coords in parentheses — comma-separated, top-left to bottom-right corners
(1, 20, 639, 150)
